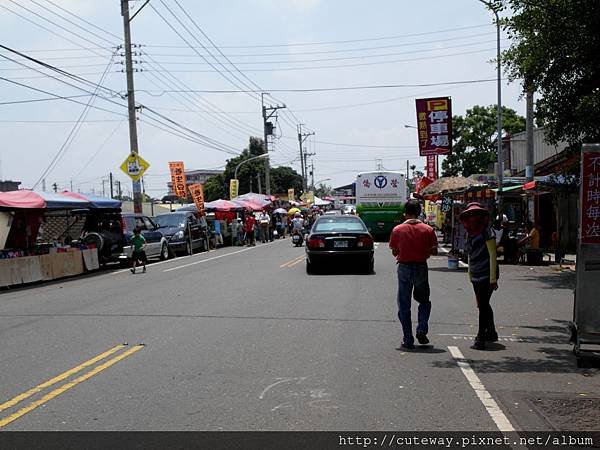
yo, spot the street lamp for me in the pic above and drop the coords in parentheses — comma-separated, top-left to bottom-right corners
(313, 178, 331, 189)
(234, 153, 269, 181)
(478, 0, 504, 213)
(404, 124, 417, 129)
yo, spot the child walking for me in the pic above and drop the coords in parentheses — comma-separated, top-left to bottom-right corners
(130, 227, 147, 274)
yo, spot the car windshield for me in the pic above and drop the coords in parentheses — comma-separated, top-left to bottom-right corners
(313, 217, 367, 232)
(154, 214, 186, 228)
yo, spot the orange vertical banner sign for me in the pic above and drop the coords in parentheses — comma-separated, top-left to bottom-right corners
(189, 183, 205, 216)
(169, 161, 187, 199)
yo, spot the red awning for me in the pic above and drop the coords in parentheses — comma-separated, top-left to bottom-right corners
(523, 181, 536, 190)
(0, 190, 45, 209)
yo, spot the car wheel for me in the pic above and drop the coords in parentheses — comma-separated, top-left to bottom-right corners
(306, 259, 314, 274)
(362, 259, 374, 274)
(160, 243, 169, 261)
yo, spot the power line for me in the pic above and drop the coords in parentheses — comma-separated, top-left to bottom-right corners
(135, 77, 499, 94)
(29, 0, 118, 47)
(41, 0, 122, 41)
(133, 38, 504, 66)
(135, 47, 504, 73)
(145, 31, 496, 58)
(144, 23, 492, 49)
(1, 2, 112, 58)
(0, 94, 92, 106)
(32, 52, 117, 189)
(149, 1, 260, 102)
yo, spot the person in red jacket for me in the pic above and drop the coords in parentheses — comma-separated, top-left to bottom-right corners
(389, 199, 438, 350)
(243, 212, 256, 247)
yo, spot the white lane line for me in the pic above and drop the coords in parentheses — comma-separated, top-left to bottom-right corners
(111, 253, 196, 275)
(164, 241, 280, 272)
(447, 346, 515, 432)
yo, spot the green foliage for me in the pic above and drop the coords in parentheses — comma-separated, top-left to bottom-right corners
(314, 183, 332, 198)
(270, 166, 303, 195)
(501, 0, 600, 144)
(442, 105, 525, 177)
(203, 174, 226, 202)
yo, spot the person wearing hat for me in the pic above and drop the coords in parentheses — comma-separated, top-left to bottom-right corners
(389, 199, 438, 350)
(459, 202, 499, 350)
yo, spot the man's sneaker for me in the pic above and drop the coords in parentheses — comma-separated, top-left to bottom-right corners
(416, 332, 430, 345)
(130, 268, 135, 274)
(485, 330, 499, 342)
(401, 342, 416, 350)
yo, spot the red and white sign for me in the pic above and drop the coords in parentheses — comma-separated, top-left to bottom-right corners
(415, 97, 452, 156)
(581, 152, 600, 244)
(426, 155, 438, 181)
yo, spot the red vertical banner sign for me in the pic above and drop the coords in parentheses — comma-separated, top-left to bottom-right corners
(426, 155, 438, 180)
(415, 97, 452, 156)
(581, 152, 600, 244)
(189, 183, 205, 217)
(169, 161, 187, 199)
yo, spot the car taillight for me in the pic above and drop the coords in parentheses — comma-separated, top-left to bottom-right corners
(357, 236, 374, 248)
(307, 237, 326, 249)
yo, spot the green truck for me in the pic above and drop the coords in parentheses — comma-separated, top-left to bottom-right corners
(355, 171, 408, 241)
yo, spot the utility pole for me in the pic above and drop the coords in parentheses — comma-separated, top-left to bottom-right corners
(42, 179, 46, 192)
(310, 161, 315, 191)
(102, 178, 106, 197)
(109, 172, 114, 198)
(297, 124, 314, 194)
(262, 93, 285, 195)
(70, 180, 73, 192)
(525, 88, 535, 182)
(304, 151, 316, 192)
(121, 0, 142, 213)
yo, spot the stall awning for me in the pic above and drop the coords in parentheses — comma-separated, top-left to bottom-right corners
(60, 191, 121, 209)
(0, 191, 90, 209)
(492, 185, 523, 193)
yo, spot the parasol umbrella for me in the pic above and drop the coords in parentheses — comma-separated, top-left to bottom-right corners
(231, 199, 263, 211)
(234, 192, 273, 206)
(288, 207, 301, 215)
(204, 199, 242, 212)
(274, 207, 287, 215)
(421, 176, 473, 196)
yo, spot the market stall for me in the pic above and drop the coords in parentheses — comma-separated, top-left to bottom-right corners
(0, 191, 116, 288)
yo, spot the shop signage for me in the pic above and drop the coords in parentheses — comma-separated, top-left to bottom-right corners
(189, 183, 205, 216)
(415, 97, 452, 156)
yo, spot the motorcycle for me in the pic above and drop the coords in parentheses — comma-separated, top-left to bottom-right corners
(292, 229, 303, 247)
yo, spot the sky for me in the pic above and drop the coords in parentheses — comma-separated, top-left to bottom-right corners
(0, 0, 527, 197)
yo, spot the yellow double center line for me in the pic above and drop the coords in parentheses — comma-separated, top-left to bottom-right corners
(280, 254, 305, 268)
(0, 344, 143, 428)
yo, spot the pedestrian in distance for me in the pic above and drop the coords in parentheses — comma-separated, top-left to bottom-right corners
(258, 210, 270, 243)
(213, 218, 224, 248)
(389, 199, 438, 350)
(459, 202, 499, 350)
(244, 212, 256, 247)
(130, 227, 147, 274)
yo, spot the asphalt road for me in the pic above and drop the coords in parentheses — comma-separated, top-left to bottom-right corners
(0, 239, 598, 431)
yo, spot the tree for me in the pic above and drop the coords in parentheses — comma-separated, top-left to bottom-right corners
(314, 183, 332, 198)
(441, 105, 525, 177)
(270, 166, 303, 195)
(501, 0, 600, 144)
(204, 174, 226, 202)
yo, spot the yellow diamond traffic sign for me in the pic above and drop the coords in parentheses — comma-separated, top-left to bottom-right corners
(120, 152, 150, 181)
